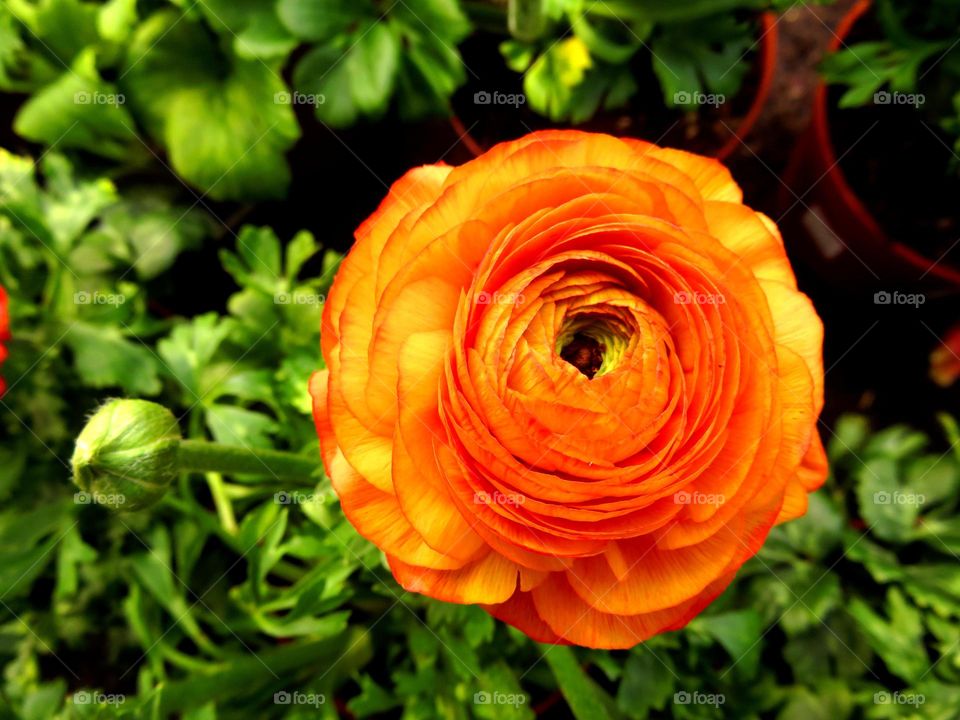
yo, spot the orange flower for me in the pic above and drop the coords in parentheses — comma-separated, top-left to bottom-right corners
(0, 285, 8, 396)
(310, 131, 825, 649)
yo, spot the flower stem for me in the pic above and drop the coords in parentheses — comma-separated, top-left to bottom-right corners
(177, 440, 320, 482)
(205, 472, 237, 535)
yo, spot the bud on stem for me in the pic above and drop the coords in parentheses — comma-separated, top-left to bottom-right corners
(72, 400, 320, 512)
(72, 400, 180, 511)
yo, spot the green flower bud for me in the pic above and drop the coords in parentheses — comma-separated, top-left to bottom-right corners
(72, 399, 182, 511)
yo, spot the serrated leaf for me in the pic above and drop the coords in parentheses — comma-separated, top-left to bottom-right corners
(14, 50, 140, 161)
(848, 588, 928, 683)
(122, 11, 299, 201)
(856, 457, 921, 543)
(65, 322, 162, 395)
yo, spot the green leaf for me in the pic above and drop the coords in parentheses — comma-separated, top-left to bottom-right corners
(0, 501, 71, 598)
(293, 21, 400, 127)
(616, 649, 675, 718)
(778, 491, 845, 559)
(524, 38, 593, 121)
(396, 0, 471, 42)
(21, 680, 67, 720)
(651, 15, 752, 107)
(14, 49, 140, 161)
(54, 524, 97, 601)
(570, 13, 643, 64)
(130, 526, 222, 658)
(277, 0, 371, 41)
(474, 661, 534, 720)
(348, 675, 400, 718)
(904, 453, 960, 508)
(156, 632, 370, 717)
(233, 11, 297, 60)
(198, 0, 296, 59)
(31, 0, 100, 63)
(65, 321, 162, 395)
(0, 6, 28, 90)
(206, 404, 279, 448)
(845, 533, 902, 583)
(163, 63, 299, 201)
(500, 40, 537, 73)
(42, 153, 120, 247)
(97, 0, 138, 43)
(777, 682, 853, 720)
(692, 609, 763, 678)
(157, 313, 234, 399)
(284, 230, 320, 281)
(237, 225, 282, 282)
(350, 22, 401, 115)
(544, 646, 616, 720)
(901, 564, 960, 617)
(779, 567, 842, 636)
(393, 8, 469, 121)
(863, 424, 929, 461)
(856, 457, 922, 543)
(82, 190, 209, 279)
(827, 414, 871, 463)
(848, 588, 928, 683)
(122, 11, 300, 201)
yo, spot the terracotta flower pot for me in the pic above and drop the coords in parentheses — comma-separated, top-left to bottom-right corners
(780, 0, 960, 290)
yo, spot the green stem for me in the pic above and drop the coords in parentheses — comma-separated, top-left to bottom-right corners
(161, 497, 303, 582)
(157, 631, 373, 716)
(221, 483, 274, 500)
(205, 472, 238, 535)
(178, 440, 320, 482)
(508, 0, 545, 41)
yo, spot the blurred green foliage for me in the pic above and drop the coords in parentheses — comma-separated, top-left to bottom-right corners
(0, 0, 809, 201)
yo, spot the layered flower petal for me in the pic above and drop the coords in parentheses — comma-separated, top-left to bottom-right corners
(310, 131, 826, 649)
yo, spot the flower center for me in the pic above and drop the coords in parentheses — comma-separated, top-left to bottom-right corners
(560, 333, 605, 379)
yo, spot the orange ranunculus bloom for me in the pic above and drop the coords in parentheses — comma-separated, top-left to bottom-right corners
(310, 130, 826, 649)
(0, 285, 8, 396)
